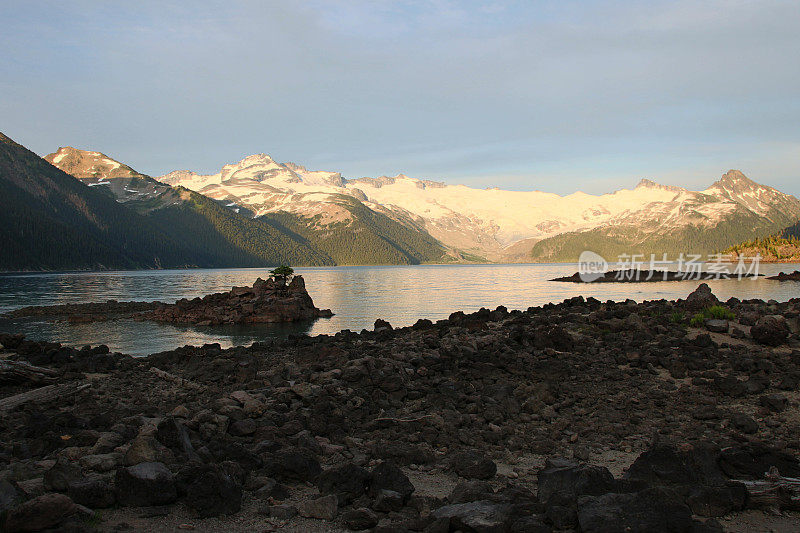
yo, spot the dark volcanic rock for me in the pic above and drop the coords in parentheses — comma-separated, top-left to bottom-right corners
(432, 500, 513, 533)
(0, 479, 26, 513)
(43, 457, 83, 492)
(751, 316, 790, 346)
(577, 487, 694, 533)
(449, 450, 498, 480)
(142, 276, 333, 325)
(537, 458, 615, 502)
(177, 464, 242, 517)
(369, 462, 415, 502)
(342, 507, 379, 530)
(719, 443, 800, 480)
(115, 462, 177, 507)
(767, 270, 800, 281)
(3, 493, 78, 533)
(685, 283, 720, 311)
(264, 448, 322, 482)
(156, 416, 195, 456)
(67, 477, 116, 508)
(317, 463, 369, 505)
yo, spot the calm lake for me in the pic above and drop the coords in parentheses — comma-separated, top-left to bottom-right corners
(1, 263, 799, 356)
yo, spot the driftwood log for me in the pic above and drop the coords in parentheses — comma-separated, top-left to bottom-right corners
(738, 470, 800, 511)
(0, 360, 58, 385)
(0, 382, 91, 412)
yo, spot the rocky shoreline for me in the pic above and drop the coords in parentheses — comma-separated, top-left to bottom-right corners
(1, 285, 800, 532)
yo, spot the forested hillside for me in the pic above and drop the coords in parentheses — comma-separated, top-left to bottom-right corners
(0, 132, 196, 270)
(530, 211, 800, 263)
(0, 133, 329, 270)
(1, 133, 447, 271)
(262, 195, 447, 265)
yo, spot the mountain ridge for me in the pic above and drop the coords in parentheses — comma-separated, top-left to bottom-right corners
(154, 152, 800, 262)
(41, 143, 449, 268)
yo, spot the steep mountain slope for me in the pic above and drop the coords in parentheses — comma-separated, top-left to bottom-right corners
(45, 147, 447, 266)
(0, 133, 203, 271)
(159, 155, 800, 263)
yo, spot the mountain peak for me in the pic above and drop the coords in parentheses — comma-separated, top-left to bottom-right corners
(710, 170, 759, 194)
(235, 153, 276, 166)
(718, 169, 754, 186)
(636, 178, 659, 189)
(45, 146, 145, 181)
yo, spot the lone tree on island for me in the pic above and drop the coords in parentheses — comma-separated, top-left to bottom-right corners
(269, 265, 294, 289)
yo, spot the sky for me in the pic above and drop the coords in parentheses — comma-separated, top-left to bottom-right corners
(1, 0, 799, 196)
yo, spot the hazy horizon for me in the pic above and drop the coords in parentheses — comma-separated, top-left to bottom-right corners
(2, 0, 799, 196)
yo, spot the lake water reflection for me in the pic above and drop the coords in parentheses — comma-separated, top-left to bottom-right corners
(1, 263, 798, 355)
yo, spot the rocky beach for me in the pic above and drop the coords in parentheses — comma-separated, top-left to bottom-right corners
(1, 284, 800, 532)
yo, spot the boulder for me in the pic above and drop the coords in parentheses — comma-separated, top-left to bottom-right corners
(510, 515, 552, 533)
(228, 418, 257, 437)
(432, 500, 513, 533)
(115, 462, 177, 507)
(42, 457, 83, 492)
(264, 448, 321, 482)
(369, 462, 415, 502)
(373, 489, 404, 512)
(123, 436, 159, 466)
(751, 316, 790, 346)
(537, 458, 615, 503)
(705, 319, 729, 333)
(67, 477, 116, 508)
(730, 413, 758, 434)
(685, 284, 719, 311)
(317, 462, 370, 505)
(177, 464, 242, 517)
(719, 443, 800, 480)
(342, 507, 379, 530)
(448, 480, 494, 504)
(760, 393, 788, 412)
(450, 450, 497, 480)
(0, 479, 26, 513)
(156, 416, 195, 456)
(3, 493, 78, 533)
(577, 487, 694, 533)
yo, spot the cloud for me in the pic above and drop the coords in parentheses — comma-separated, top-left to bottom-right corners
(1, 0, 798, 194)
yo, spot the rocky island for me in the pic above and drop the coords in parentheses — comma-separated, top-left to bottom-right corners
(141, 275, 333, 326)
(7, 276, 333, 326)
(1, 285, 800, 531)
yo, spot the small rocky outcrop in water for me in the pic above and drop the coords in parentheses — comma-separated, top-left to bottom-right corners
(551, 270, 760, 283)
(141, 276, 333, 326)
(767, 270, 800, 281)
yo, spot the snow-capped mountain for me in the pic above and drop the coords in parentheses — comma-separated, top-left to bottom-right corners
(44, 147, 181, 211)
(44, 147, 448, 266)
(156, 155, 800, 261)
